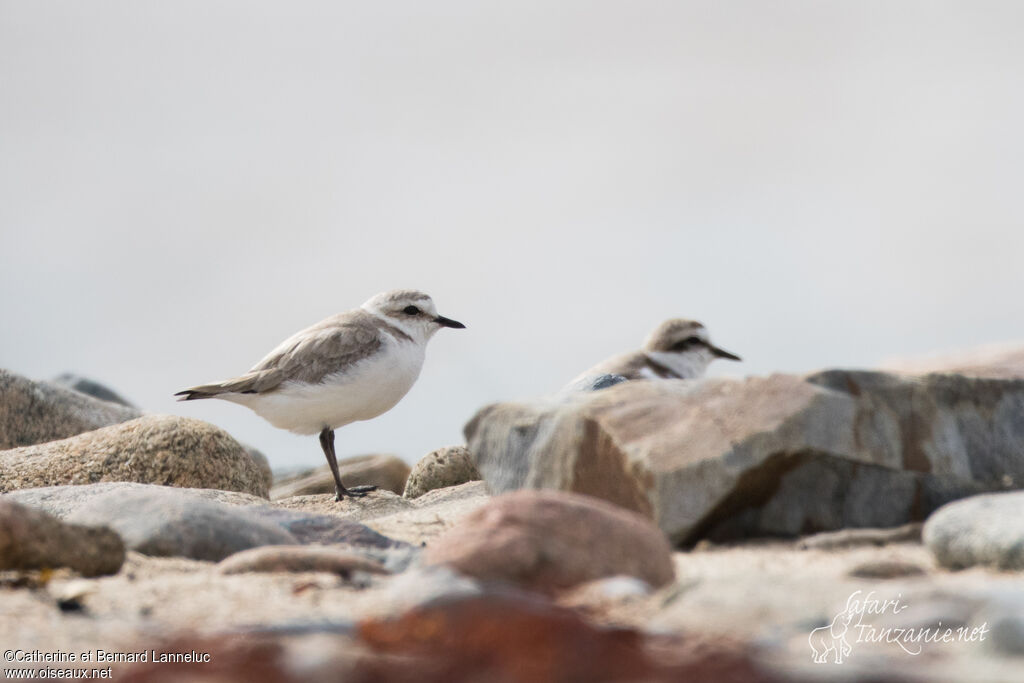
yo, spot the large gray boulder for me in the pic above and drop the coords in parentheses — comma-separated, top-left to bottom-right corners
(66, 486, 296, 562)
(0, 368, 140, 449)
(0, 414, 270, 497)
(465, 370, 1024, 544)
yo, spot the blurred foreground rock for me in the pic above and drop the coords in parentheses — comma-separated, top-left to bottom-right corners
(881, 342, 1024, 380)
(270, 454, 410, 499)
(924, 491, 1024, 570)
(0, 414, 270, 497)
(467, 370, 1024, 544)
(216, 545, 389, 577)
(0, 499, 124, 576)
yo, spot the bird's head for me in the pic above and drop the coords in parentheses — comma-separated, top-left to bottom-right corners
(362, 289, 465, 342)
(643, 318, 740, 378)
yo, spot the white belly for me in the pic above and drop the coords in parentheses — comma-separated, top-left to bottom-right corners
(229, 340, 425, 435)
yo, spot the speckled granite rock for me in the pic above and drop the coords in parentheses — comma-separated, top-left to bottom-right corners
(403, 446, 481, 499)
(0, 368, 140, 449)
(0, 414, 269, 497)
(0, 498, 124, 576)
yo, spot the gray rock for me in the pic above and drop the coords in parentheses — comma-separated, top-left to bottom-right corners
(923, 491, 1024, 570)
(51, 373, 136, 408)
(270, 454, 411, 499)
(465, 370, 1024, 544)
(241, 506, 404, 549)
(0, 368, 140, 450)
(403, 446, 481, 499)
(0, 499, 124, 576)
(4, 482, 267, 519)
(0, 414, 269, 498)
(66, 486, 296, 561)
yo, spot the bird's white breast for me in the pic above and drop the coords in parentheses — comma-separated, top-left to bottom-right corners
(230, 336, 426, 435)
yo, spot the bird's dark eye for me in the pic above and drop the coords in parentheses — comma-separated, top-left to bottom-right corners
(671, 336, 704, 352)
(403, 305, 421, 315)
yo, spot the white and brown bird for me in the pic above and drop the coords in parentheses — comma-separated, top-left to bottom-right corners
(574, 318, 740, 383)
(175, 289, 465, 500)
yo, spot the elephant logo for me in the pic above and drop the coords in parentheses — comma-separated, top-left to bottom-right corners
(809, 608, 856, 664)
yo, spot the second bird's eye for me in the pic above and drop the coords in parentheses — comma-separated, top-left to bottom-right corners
(403, 305, 421, 315)
(671, 336, 703, 351)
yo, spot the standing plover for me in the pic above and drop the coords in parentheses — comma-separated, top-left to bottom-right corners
(574, 318, 740, 382)
(175, 289, 465, 500)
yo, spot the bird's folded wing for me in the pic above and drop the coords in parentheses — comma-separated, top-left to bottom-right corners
(184, 314, 385, 397)
(244, 317, 384, 392)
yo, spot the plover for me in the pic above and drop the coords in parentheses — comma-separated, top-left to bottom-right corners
(175, 289, 465, 500)
(574, 318, 740, 382)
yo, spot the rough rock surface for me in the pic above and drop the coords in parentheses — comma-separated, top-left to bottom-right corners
(403, 446, 481, 499)
(270, 454, 411, 499)
(0, 368, 140, 449)
(423, 489, 674, 593)
(923, 492, 1024, 570)
(0, 499, 124, 576)
(217, 545, 389, 576)
(466, 370, 1024, 544)
(0, 414, 270, 498)
(67, 486, 296, 561)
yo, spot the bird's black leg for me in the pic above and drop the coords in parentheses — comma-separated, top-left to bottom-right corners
(318, 428, 376, 500)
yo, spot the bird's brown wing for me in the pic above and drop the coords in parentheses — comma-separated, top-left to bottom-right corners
(175, 310, 384, 400)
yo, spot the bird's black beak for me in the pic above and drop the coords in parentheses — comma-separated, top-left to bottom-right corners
(434, 315, 466, 329)
(710, 345, 741, 361)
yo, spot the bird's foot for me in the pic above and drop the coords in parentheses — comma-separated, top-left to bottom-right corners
(334, 484, 377, 501)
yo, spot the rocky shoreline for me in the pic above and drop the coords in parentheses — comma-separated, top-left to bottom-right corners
(2, 357, 1024, 681)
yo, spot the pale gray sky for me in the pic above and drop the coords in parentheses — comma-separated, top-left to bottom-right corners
(2, 2, 1022, 470)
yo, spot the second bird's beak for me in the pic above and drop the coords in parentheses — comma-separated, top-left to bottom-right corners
(710, 345, 741, 361)
(434, 315, 466, 329)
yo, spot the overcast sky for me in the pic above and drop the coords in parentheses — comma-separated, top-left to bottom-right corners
(2, 2, 1022, 470)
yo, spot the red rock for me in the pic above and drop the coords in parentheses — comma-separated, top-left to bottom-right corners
(422, 489, 674, 593)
